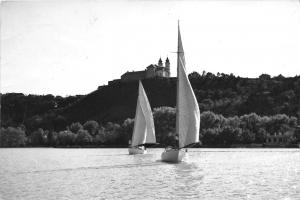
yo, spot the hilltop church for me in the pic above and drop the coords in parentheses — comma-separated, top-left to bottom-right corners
(107, 57, 171, 85)
(120, 57, 171, 82)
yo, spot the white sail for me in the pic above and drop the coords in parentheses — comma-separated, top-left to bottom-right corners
(131, 81, 156, 147)
(176, 24, 200, 148)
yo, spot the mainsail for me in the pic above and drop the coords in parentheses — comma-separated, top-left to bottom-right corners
(176, 23, 200, 148)
(131, 81, 156, 147)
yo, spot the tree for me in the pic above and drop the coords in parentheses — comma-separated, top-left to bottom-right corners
(267, 114, 290, 133)
(274, 74, 285, 80)
(30, 128, 46, 146)
(256, 128, 267, 143)
(201, 111, 226, 130)
(93, 126, 106, 145)
(57, 130, 75, 146)
(83, 120, 99, 136)
(226, 116, 241, 129)
(201, 128, 220, 146)
(69, 122, 83, 134)
(0, 127, 26, 147)
(53, 115, 68, 131)
(200, 99, 214, 111)
(75, 129, 92, 145)
(104, 122, 122, 145)
(47, 131, 58, 146)
(188, 71, 201, 79)
(293, 128, 300, 143)
(240, 113, 261, 134)
(121, 118, 134, 143)
(219, 126, 241, 146)
(259, 74, 271, 80)
(153, 107, 176, 145)
(241, 129, 255, 144)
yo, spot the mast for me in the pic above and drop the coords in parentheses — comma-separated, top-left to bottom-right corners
(131, 82, 141, 147)
(176, 21, 200, 148)
(175, 21, 181, 147)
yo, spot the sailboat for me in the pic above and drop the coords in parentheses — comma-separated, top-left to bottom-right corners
(161, 22, 200, 162)
(128, 81, 156, 155)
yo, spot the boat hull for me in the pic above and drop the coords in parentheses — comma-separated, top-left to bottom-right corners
(128, 147, 147, 155)
(161, 148, 186, 163)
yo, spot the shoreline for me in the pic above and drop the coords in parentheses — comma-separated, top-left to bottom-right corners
(1, 144, 299, 148)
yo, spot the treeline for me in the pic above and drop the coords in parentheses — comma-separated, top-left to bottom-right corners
(1, 72, 300, 130)
(0, 121, 124, 147)
(188, 72, 300, 117)
(1, 93, 83, 127)
(1, 107, 299, 147)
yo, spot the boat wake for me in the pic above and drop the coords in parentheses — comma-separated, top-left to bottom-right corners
(92, 153, 129, 157)
(16, 162, 166, 175)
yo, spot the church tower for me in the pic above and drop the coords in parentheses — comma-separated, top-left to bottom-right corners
(165, 57, 170, 77)
(158, 57, 163, 67)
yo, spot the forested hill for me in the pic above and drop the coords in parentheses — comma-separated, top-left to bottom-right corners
(1, 72, 300, 131)
(61, 77, 177, 124)
(61, 72, 300, 123)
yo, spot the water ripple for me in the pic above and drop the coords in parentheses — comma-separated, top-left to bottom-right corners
(16, 162, 167, 175)
(0, 148, 299, 200)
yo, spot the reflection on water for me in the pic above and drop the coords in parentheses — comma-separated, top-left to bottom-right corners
(172, 161, 204, 199)
(0, 148, 299, 200)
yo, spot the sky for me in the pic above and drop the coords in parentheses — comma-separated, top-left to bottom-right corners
(1, 0, 300, 96)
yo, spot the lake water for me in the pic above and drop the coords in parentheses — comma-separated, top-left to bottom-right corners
(0, 148, 299, 200)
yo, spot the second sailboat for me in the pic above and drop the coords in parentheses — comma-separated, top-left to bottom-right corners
(128, 81, 156, 154)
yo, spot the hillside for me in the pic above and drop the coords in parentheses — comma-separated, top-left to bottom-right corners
(1, 72, 300, 132)
(60, 72, 300, 124)
(60, 77, 177, 124)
